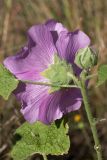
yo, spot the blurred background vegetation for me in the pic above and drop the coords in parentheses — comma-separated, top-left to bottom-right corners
(0, 0, 107, 160)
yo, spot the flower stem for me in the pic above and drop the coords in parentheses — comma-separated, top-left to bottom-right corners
(21, 80, 79, 88)
(80, 77, 102, 160)
(43, 154, 48, 160)
(67, 72, 79, 85)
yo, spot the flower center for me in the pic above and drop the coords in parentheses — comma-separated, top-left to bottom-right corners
(41, 54, 73, 93)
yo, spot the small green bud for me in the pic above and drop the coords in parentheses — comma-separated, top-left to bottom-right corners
(74, 47, 98, 69)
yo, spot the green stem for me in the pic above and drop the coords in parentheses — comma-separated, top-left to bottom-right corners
(21, 80, 80, 88)
(43, 154, 48, 160)
(80, 77, 102, 160)
(67, 72, 80, 85)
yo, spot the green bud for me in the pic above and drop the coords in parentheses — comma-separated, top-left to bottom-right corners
(74, 47, 98, 69)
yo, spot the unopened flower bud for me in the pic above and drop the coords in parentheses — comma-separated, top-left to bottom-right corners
(74, 47, 98, 69)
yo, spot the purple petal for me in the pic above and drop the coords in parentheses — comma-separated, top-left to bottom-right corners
(39, 91, 63, 124)
(45, 19, 57, 30)
(59, 88, 82, 113)
(4, 25, 57, 80)
(15, 83, 49, 123)
(45, 19, 68, 44)
(16, 83, 82, 124)
(66, 30, 91, 62)
(27, 24, 56, 52)
(56, 30, 90, 62)
(56, 31, 70, 60)
(45, 19, 67, 33)
(13, 63, 82, 125)
(15, 83, 62, 124)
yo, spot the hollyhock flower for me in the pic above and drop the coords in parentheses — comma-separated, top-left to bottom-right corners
(3, 20, 90, 124)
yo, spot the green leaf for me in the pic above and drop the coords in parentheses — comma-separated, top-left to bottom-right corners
(0, 64, 19, 100)
(11, 121, 70, 160)
(97, 64, 107, 86)
(41, 54, 73, 93)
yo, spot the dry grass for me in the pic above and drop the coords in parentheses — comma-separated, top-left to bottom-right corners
(0, 0, 107, 159)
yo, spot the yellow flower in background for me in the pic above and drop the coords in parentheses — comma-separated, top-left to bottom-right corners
(74, 114, 81, 122)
